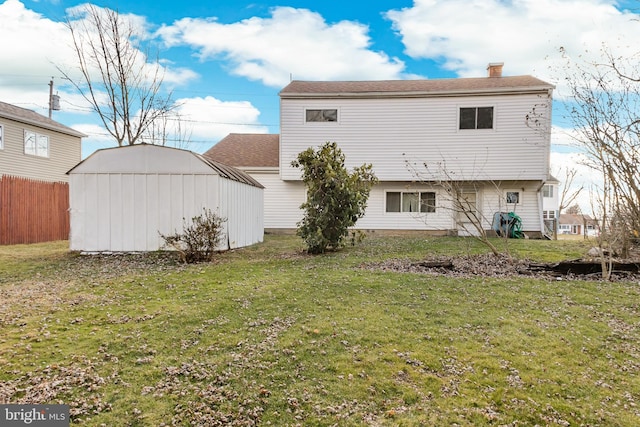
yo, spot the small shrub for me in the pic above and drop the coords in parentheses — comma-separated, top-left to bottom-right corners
(160, 209, 227, 263)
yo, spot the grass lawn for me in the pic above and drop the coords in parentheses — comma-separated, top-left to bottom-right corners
(1, 235, 639, 426)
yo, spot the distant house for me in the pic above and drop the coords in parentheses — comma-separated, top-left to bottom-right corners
(0, 100, 85, 244)
(68, 144, 264, 252)
(558, 213, 599, 236)
(206, 63, 556, 237)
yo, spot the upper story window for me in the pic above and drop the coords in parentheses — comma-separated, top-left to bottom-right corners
(0, 124, 3, 149)
(306, 109, 337, 122)
(24, 130, 49, 157)
(543, 184, 554, 198)
(459, 107, 493, 129)
(386, 191, 436, 213)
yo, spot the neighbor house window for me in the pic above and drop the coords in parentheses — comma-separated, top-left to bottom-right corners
(459, 107, 494, 129)
(24, 130, 49, 157)
(543, 185, 554, 198)
(386, 191, 436, 213)
(306, 109, 338, 122)
(0, 125, 3, 149)
(506, 191, 520, 204)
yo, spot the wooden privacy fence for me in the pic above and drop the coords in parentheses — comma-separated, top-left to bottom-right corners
(0, 175, 70, 245)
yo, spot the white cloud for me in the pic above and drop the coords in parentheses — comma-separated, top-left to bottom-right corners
(157, 6, 406, 86)
(385, 0, 640, 82)
(0, 0, 77, 112)
(173, 96, 268, 143)
(0, 1, 197, 114)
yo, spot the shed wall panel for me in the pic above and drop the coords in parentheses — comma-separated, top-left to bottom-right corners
(97, 174, 111, 250)
(133, 174, 147, 251)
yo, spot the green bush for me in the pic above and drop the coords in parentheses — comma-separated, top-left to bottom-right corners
(160, 208, 227, 263)
(291, 142, 377, 254)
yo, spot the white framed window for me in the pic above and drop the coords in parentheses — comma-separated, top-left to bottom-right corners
(0, 124, 3, 149)
(459, 106, 494, 129)
(543, 210, 556, 219)
(543, 185, 554, 198)
(305, 109, 338, 122)
(506, 191, 520, 204)
(386, 191, 436, 213)
(24, 130, 49, 157)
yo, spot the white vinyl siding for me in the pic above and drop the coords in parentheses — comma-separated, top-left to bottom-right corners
(249, 171, 305, 229)
(280, 93, 550, 182)
(0, 124, 3, 149)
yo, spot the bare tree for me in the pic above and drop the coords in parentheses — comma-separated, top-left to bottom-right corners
(141, 110, 193, 149)
(558, 168, 584, 214)
(59, 4, 175, 146)
(404, 157, 516, 257)
(559, 46, 640, 248)
(564, 203, 582, 215)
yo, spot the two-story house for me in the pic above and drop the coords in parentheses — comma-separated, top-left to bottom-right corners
(0, 100, 85, 244)
(205, 64, 555, 237)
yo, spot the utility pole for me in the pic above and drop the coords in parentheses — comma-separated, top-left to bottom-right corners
(48, 79, 60, 118)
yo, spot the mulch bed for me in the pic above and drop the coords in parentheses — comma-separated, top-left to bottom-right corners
(360, 253, 640, 281)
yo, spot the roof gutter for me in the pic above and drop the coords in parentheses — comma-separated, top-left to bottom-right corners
(0, 112, 87, 138)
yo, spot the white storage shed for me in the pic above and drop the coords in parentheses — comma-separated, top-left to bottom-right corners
(68, 144, 264, 252)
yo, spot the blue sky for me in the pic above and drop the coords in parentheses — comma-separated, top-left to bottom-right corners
(1, 0, 640, 210)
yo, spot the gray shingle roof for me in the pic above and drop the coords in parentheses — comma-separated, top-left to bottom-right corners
(0, 100, 86, 138)
(203, 133, 279, 168)
(280, 76, 554, 98)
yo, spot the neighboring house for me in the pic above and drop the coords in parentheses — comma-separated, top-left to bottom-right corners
(0, 100, 85, 182)
(68, 144, 264, 252)
(558, 213, 599, 236)
(0, 100, 85, 244)
(205, 63, 556, 236)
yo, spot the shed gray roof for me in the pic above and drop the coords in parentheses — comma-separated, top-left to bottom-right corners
(280, 76, 554, 98)
(203, 133, 279, 168)
(0, 100, 86, 138)
(67, 144, 264, 188)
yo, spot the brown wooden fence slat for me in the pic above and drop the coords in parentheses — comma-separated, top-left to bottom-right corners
(0, 175, 70, 245)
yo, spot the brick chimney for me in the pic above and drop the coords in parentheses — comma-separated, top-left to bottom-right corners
(487, 62, 504, 77)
